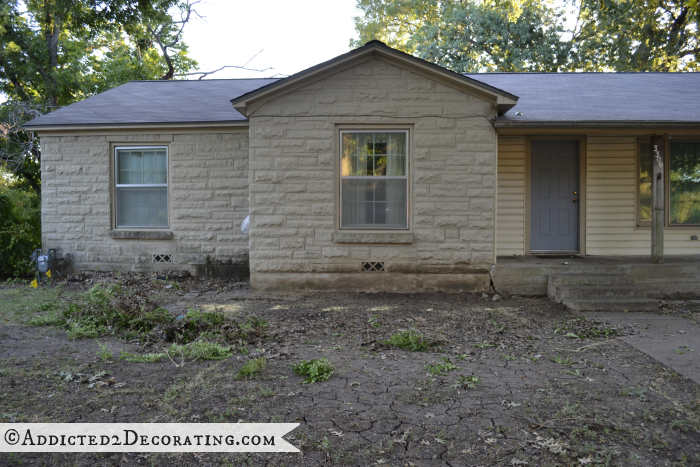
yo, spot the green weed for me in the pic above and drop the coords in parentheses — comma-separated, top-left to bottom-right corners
(119, 350, 166, 363)
(551, 356, 575, 365)
(96, 342, 113, 362)
(368, 314, 381, 328)
(168, 341, 233, 361)
(385, 329, 433, 352)
(292, 358, 334, 384)
(425, 357, 460, 376)
(237, 357, 267, 379)
(452, 375, 481, 390)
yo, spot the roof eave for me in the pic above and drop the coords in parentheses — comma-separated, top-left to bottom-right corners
(22, 120, 250, 132)
(494, 120, 700, 128)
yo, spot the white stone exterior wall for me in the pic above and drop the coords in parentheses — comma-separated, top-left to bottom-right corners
(247, 58, 498, 292)
(40, 131, 250, 273)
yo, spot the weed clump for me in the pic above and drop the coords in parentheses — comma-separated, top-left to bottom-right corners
(60, 284, 174, 339)
(452, 375, 481, 390)
(32, 285, 269, 355)
(385, 329, 433, 352)
(425, 357, 460, 376)
(168, 341, 232, 361)
(28, 314, 65, 327)
(97, 342, 113, 362)
(237, 357, 267, 379)
(162, 309, 267, 345)
(293, 358, 334, 383)
(119, 350, 166, 363)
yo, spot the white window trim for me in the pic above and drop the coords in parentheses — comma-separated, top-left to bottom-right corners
(114, 146, 169, 229)
(339, 129, 410, 231)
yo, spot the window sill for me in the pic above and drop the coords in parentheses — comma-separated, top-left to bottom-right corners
(333, 232, 413, 244)
(110, 230, 173, 240)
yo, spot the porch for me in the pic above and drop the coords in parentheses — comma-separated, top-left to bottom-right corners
(491, 254, 700, 296)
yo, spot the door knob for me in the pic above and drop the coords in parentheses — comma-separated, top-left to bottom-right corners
(573, 199, 577, 203)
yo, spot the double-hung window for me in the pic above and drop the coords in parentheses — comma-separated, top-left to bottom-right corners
(340, 131, 408, 229)
(115, 147, 168, 228)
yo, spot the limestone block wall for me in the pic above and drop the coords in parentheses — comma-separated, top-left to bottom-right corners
(40, 130, 250, 274)
(248, 58, 498, 292)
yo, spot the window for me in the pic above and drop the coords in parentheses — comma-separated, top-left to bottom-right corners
(115, 147, 168, 228)
(340, 131, 408, 229)
(670, 141, 700, 225)
(638, 142, 652, 223)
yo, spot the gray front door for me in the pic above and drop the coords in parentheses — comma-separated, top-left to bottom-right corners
(530, 141, 579, 252)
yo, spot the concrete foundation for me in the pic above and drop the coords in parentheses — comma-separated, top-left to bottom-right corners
(492, 255, 700, 295)
(251, 272, 491, 293)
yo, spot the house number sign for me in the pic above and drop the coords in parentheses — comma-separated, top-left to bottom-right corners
(653, 145, 664, 169)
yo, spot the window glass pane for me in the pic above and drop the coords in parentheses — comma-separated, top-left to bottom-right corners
(639, 143, 652, 222)
(116, 187, 168, 227)
(341, 132, 406, 176)
(341, 133, 358, 176)
(670, 142, 700, 225)
(116, 149, 166, 185)
(341, 179, 407, 228)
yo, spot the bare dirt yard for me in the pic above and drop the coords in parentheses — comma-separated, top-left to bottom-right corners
(1, 272, 699, 467)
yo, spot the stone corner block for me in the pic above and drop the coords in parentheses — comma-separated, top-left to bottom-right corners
(109, 230, 173, 240)
(333, 232, 414, 244)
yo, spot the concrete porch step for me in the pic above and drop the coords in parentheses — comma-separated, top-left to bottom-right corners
(549, 274, 637, 287)
(554, 285, 648, 301)
(562, 298, 659, 311)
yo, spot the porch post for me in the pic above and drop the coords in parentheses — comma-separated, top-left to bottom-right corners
(651, 135, 665, 264)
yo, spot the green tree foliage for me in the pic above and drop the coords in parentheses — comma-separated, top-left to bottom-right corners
(351, 0, 700, 72)
(573, 0, 700, 71)
(0, 0, 199, 191)
(0, 175, 41, 278)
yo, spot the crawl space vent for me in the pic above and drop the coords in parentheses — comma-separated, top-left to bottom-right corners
(361, 261, 384, 272)
(152, 254, 172, 264)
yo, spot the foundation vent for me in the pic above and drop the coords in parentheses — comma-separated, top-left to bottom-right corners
(361, 261, 384, 272)
(152, 254, 172, 264)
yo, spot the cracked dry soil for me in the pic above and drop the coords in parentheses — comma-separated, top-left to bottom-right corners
(1, 274, 699, 467)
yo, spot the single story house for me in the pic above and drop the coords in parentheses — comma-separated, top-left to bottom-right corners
(24, 41, 700, 299)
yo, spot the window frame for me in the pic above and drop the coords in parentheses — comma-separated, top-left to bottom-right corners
(113, 145, 170, 230)
(338, 129, 410, 231)
(668, 139, 700, 227)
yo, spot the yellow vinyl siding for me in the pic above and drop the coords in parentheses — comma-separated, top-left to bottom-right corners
(497, 137, 526, 255)
(586, 136, 700, 255)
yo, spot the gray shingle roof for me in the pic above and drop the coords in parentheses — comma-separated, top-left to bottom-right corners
(23, 79, 279, 128)
(24, 71, 700, 128)
(465, 72, 700, 124)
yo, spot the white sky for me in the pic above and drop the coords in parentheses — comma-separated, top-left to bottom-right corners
(183, 0, 360, 79)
